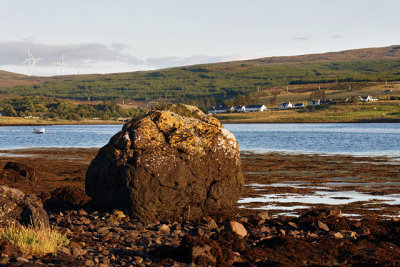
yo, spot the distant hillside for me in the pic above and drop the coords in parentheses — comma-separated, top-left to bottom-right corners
(1, 45, 400, 108)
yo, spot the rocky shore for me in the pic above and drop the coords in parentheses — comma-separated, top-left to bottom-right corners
(1, 148, 400, 265)
(1, 204, 400, 266)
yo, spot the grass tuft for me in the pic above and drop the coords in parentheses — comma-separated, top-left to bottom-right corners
(0, 225, 69, 255)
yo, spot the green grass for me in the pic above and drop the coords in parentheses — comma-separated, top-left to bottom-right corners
(0, 225, 69, 255)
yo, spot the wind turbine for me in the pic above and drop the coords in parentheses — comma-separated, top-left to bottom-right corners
(23, 50, 33, 76)
(29, 51, 43, 76)
(55, 54, 66, 76)
(54, 61, 61, 75)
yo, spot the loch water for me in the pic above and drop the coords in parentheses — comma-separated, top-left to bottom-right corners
(0, 123, 400, 157)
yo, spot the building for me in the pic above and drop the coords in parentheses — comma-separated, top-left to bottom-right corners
(310, 100, 320, 106)
(207, 106, 234, 114)
(245, 105, 267, 112)
(359, 96, 378, 102)
(278, 102, 293, 109)
(233, 105, 246, 113)
(293, 103, 305, 109)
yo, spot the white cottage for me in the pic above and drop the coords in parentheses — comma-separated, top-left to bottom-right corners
(278, 102, 293, 110)
(245, 105, 267, 112)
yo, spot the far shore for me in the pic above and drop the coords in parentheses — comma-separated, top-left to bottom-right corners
(1, 117, 400, 126)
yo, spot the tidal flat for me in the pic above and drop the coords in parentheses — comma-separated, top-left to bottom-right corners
(1, 148, 400, 265)
(0, 148, 399, 218)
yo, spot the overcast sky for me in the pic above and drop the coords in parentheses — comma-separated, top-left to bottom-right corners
(1, 0, 400, 76)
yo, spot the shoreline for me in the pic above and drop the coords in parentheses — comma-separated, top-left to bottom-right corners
(1, 118, 400, 127)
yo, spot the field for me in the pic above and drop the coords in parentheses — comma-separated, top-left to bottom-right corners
(215, 101, 400, 123)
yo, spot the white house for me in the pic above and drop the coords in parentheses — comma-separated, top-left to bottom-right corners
(278, 102, 293, 109)
(245, 105, 267, 112)
(207, 106, 234, 114)
(310, 100, 320, 106)
(359, 96, 378, 102)
(233, 105, 246, 113)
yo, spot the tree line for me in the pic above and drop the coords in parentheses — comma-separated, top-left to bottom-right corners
(0, 96, 149, 120)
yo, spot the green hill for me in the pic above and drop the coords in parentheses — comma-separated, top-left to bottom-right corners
(1, 45, 400, 107)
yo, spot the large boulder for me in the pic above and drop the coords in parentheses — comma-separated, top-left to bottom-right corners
(0, 185, 49, 228)
(86, 104, 244, 221)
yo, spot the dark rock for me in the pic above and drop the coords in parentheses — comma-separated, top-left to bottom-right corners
(86, 104, 244, 221)
(42, 186, 90, 211)
(0, 241, 20, 257)
(1, 162, 37, 183)
(0, 185, 49, 228)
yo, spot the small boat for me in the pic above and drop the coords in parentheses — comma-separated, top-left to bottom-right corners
(32, 128, 45, 134)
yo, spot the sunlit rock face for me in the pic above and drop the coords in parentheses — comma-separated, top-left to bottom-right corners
(86, 104, 244, 221)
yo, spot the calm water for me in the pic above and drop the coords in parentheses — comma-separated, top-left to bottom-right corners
(0, 123, 400, 157)
(224, 123, 400, 157)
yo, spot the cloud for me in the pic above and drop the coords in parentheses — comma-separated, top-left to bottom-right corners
(332, 35, 343, 39)
(0, 40, 257, 75)
(0, 41, 140, 67)
(292, 36, 309, 41)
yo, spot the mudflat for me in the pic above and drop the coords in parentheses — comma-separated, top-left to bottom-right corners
(0, 148, 400, 265)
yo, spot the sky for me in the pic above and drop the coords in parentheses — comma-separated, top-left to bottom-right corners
(1, 0, 400, 76)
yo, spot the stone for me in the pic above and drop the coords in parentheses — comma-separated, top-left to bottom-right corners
(16, 257, 29, 263)
(0, 241, 20, 257)
(0, 185, 49, 228)
(98, 226, 110, 236)
(329, 209, 343, 218)
(85, 259, 95, 266)
(357, 227, 371, 236)
(60, 246, 71, 255)
(86, 104, 244, 221)
(207, 219, 218, 230)
(191, 244, 216, 264)
(159, 224, 170, 234)
(288, 222, 298, 229)
(1, 162, 37, 183)
(228, 221, 247, 238)
(0, 257, 10, 264)
(317, 221, 330, 232)
(134, 256, 143, 264)
(257, 211, 270, 220)
(334, 232, 344, 239)
(43, 186, 90, 211)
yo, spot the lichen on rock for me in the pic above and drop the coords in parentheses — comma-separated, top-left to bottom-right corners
(86, 104, 244, 221)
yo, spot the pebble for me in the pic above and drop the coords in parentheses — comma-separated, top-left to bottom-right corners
(134, 256, 143, 264)
(228, 221, 247, 238)
(60, 246, 71, 255)
(98, 226, 110, 236)
(159, 224, 170, 234)
(85, 259, 95, 266)
(334, 232, 344, 239)
(16, 257, 29, 263)
(257, 211, 270, 220)
(318, 221, 330, 232)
